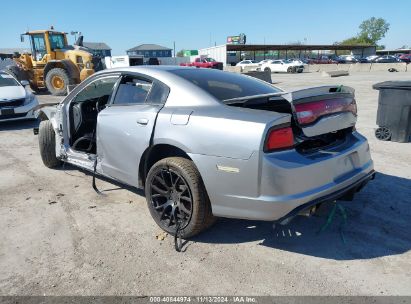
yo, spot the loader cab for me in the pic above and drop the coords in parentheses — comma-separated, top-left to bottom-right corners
(22, 31, 69, 62)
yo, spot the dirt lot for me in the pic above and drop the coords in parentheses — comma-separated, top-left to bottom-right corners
(0, 71, 410, 296)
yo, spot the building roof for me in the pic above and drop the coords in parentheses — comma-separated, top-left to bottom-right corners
(127, 44, 172, 52)
(83, 42, 111, 50)
(376, 48, 411, 53)
(0, 48, 30, 55)
(225, 44, 376, 52)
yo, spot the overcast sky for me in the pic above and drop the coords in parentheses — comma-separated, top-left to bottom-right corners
(1, 0, 409, 55)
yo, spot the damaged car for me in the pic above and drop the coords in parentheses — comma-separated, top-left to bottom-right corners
(35, 66, 375, 238)
(0, 70, 39, 121)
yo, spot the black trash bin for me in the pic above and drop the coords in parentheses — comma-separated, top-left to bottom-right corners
(373, 81, 411, 142)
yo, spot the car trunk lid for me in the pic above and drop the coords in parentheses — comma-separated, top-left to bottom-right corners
(282, 85, 357, 137)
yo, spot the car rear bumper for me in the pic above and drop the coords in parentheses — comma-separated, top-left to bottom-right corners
(273, 169, 375, 223)
(191, 132, 374, 221)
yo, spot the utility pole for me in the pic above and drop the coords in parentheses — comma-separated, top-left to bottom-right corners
(173, 41, 176, 57)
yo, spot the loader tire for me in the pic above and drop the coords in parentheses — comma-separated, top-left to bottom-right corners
(45, 68, 71, 96)
(145, 157, 216, 238)
(38, 120, 62, 168)
(29, 82, 45, 94)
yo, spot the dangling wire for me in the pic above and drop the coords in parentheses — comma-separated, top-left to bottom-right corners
(174, 219, 183, 252)
(92, 158, 104, 195)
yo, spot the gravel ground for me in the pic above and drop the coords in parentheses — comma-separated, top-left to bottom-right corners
(0, 71, 410, 296)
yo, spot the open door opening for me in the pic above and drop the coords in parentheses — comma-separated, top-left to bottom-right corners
(68, 76, 119, 154)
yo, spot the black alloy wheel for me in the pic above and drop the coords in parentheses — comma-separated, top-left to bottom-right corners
(375, 127, 392, 141)
(149, 167, 193, 229)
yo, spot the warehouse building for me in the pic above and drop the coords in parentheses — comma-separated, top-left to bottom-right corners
(197, 44, 376, 66)
(0, 48, 30, 59)
(83, 42, 112, 57)
(127, 44, 172, 58)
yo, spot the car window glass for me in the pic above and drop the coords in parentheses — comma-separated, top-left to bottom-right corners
(170, 68, 280, 102)
(74, 77, 118, 103)
(0, 73, 19, 87)
(146, 81, 170, 104)
(113, 77, 152, 105)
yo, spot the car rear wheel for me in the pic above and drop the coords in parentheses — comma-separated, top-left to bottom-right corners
(375, 127, 391, 141)
(145, 157, 215, 238)
(38, 120, 62, 168)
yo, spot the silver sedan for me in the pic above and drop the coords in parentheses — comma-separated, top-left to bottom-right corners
(36, 66, 374, 237)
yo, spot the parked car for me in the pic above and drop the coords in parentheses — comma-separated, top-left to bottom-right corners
(338, 55, 359, 63)
(399, 54, 411, 63)
(147, 58, 160, 65)
(236, 60, 259, 71)
(259, 59, 304, 73)
(373, 55, 400, 63)
(366, 55, 379, 62)
(333, 56, 347, 64)
(287, 59, 308, 67)
(0, 70, 39, 122)
(180, 57, 223, 70)
(35, 66, 375, 238)
(307, 57, 338, 64)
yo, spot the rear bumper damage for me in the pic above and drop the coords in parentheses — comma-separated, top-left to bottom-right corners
(273, 169, 375, 224)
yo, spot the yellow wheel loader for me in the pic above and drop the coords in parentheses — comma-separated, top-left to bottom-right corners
(7, 29, 97, 96)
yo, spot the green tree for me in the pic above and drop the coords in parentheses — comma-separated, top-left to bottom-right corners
(176, 50, 185, 57)
(358, 17, 390, 45)
(339, 36, 371, 46)
(337, 17, 390, 47)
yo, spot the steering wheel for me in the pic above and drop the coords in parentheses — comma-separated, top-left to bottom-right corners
(95, 96, 107, 113)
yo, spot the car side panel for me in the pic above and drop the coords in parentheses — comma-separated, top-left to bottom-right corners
(153, 105, 290, 160)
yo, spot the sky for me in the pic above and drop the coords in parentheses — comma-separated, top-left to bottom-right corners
(0, 0, 409, 55)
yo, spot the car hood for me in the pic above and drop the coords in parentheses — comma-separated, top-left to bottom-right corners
(0, 86, 26, 101)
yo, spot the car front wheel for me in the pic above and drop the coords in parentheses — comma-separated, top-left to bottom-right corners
(145, 157, 215, 238)
(38, 120, 62, 168)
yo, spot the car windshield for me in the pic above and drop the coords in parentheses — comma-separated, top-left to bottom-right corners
(0, 73, 19, 87)
(170, 68, 281, 102)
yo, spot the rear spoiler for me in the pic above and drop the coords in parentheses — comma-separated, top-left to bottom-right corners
(282, 85, 355, 103)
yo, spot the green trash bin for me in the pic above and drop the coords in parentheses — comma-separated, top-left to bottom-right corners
(373, 81, 411, 142)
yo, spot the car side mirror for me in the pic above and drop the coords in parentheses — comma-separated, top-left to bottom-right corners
(20, 80, 29, 86)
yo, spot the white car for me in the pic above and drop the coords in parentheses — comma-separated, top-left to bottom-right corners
(0, 71, 38, 121)
(259, 59, 304, 73)
(287, 59, 308, 67)
(236, 60, 259, 71)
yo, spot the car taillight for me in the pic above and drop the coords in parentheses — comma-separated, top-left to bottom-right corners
(294, 98, 357, 126)
(264, 126, 294, 152)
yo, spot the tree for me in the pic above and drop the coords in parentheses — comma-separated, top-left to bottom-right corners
(176, 50, 185, 57)
(358, 17, 390, 45)
(337, 17, 390, 47)
(339, 36, 371, 46)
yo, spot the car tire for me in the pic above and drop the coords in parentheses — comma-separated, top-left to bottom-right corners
(145, 157, 216, 238)
(287, 67, 293, 73)
(38, 120, 62, 168)
(45, 68, 71, 96)
(264, 67, 271, 73)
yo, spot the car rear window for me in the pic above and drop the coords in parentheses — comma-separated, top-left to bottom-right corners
(0, 73, 19, 87)
(169, 68, 280, 102)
